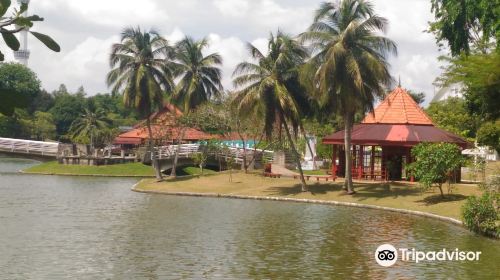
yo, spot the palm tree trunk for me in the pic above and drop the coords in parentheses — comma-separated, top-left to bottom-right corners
(301, 126, 317, 170)
(344, 111, 354, 194)
(146, 117, 163, 181)
(170, 127, 186, 178)
(281, 116, 307, 192)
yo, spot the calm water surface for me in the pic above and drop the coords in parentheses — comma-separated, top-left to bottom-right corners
(0, 157, 499, 279)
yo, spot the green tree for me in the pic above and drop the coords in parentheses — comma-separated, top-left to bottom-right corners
(232, 31, 310, 191)
(0, 0, 60, 115)
(171, 36, 223, 112)
(476, 120, 500, 153)
(301, 0, 397, 193)
(69, 105, 111, 148)
(107, 27, 175, 181)
(0, 62, 41, 116)
(408, 143, 463, 198)
(169, 36, 223, 177)
(32, 111, 56, 140)
(49, 85, 86, 137)
(28, 89, 54, 114)
(428, 0, 499, 55)
(438, 52, 500, 122)
(426, 97, 477, 139)
(408, 90, 426, 105)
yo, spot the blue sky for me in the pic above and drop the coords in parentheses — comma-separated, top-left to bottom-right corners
(2, 0, 446, 106)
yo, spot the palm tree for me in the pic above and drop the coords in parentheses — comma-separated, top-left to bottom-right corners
(301, 0, 397, 193)
(232, 31, 310, 191)
(106, 27, 175, 180)
(169, 36, 223, 177)
(69, 105, 111, 148)
(171, 36, 224, 111)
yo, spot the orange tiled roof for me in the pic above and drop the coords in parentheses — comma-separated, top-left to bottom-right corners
(362, 87, 433, 125)
(118, 125, 216, 141)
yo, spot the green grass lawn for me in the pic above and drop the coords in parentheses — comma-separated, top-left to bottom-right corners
(24, 161, 156, 177)
(136, 172, 484, 220)
(179, 167, 217, 176)
(24, 161, 219, 177)
(302, 169, 330, 175)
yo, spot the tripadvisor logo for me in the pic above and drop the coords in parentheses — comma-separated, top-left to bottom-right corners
(374, 244, 482, 267)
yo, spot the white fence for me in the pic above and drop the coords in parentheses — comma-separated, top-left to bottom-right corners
(0, 137, 59, 157)
(153, 144, 274, 164)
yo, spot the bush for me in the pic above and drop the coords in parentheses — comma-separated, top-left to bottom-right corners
(408, 143, 463, 197)
(462, 192, 499, 237)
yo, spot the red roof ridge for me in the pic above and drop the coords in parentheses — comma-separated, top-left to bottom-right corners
(362, 87, 433, 125)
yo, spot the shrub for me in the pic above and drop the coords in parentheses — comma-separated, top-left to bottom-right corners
(462, 192, 499, 237)
(408, 143, 463, 197)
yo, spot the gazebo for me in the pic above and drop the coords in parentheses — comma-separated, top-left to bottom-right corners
(323, 87, 469, 181)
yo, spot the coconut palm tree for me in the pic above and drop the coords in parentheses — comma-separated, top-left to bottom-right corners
(106, 27, 175, 180)
(232, 31, 310, 191)
(168, 36, 223, 177)
(301, 0, 397, 193)
(69, 105, 111, 148)
(171, 36, 224, 112)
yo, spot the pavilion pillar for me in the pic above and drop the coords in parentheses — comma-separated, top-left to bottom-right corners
(408, 147, 414, 182)
(331, 145, 337, 179)
(358, 145, 363, 179)
(370, 146, 375, 180)
(381, 146, 387, 181)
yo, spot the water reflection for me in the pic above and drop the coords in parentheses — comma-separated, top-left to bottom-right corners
(0, 158, 498, 279)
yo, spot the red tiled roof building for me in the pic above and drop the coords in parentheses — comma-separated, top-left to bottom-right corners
(322, 87, 469, 181)
(114, 103, 217, 146)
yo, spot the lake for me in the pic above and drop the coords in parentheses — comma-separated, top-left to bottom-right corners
(0, 157, 498, 279)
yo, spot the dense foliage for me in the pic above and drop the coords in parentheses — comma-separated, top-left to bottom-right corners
(462, 191, 499, 237)
(426, 97, 477, 139)
(428, 0, 499, 55)
(0, 63, 40, 116)
(409, 143, 463, 198)
(476, 120, 500, 154)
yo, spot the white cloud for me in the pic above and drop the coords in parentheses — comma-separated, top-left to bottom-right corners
(213, 0, 249, 17)
(37, 0, 168, 28)
(206, 34, 247, 88)
(2, 0, 447, 104)
(165, 27, 185, 43)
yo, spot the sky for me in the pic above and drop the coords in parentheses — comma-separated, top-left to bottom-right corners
(2, 0, 446, 106)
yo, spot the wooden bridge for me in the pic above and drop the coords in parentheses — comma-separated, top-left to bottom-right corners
(153, 144, 274, 171)
(0, 137, 59, 158)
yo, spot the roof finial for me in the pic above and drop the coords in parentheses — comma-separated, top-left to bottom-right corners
(398, 75, 401, 87)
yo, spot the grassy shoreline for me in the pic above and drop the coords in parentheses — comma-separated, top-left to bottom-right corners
(23, 161, 220, 177)
(23, 161, 156, 177)
(135, 172, 483, 220)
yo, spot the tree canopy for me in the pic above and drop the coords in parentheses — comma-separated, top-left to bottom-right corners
(0, 62, 41, 116)
(428, 0, 499, 55)
(426, 97, 477, 139)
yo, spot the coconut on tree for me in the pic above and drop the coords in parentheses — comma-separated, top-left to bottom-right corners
(301, 0, 397, 194)
(232, 31, 310, 191)
(106, 27, 175, 181)
(168, 36, 224, 177)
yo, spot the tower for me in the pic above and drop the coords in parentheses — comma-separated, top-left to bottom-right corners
(13, 0, 30, 66)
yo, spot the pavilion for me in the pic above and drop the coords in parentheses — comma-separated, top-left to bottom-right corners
(322, 87, 469, 181)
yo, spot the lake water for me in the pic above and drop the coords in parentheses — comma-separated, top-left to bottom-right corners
(0, 157, 498, 279)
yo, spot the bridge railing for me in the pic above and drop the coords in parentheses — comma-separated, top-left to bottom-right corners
(0, 137, 59, 157)
(153, 144, 274, 164)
